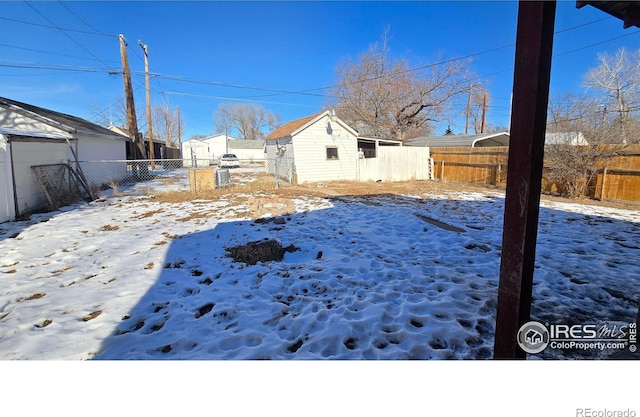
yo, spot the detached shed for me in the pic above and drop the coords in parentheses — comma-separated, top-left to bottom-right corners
(265, 111, 359, 184)
(405, 132, 510, 148)
(0, 97, 128, 221)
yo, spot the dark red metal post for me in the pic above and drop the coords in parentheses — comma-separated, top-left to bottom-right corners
(493, 1, 557, 359)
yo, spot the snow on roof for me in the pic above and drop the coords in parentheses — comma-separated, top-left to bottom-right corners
(0, 127, 71, 140)
(1, 96, 128, 141)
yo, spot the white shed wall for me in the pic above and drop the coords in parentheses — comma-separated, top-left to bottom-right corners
(182, 140, 210, 167)
(292, 115, 358, 183)
(229, 147, 265, 162)
(204, 136, 229, 160)
(74, 133, 127, 161)
(11, 140, 68, 216)
(0, 135, 15, 222)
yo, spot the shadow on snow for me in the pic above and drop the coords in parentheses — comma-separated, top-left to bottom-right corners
(92, 194, 640, 360)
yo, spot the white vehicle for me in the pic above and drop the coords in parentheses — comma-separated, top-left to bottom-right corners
(218, 153, 240, 168)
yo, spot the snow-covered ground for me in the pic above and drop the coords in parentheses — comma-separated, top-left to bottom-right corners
(1, 169, 639, 360)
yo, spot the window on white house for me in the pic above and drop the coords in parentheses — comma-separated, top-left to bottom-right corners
(326, 147, 339, 160)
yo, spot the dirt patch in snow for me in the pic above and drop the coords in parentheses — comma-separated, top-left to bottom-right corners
(226, 239, 299, 265)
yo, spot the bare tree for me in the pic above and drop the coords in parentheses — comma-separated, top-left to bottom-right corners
(90, 96, 145, 131)
(152, 104, 183, 148)
(466, 85, 490, 134)
(214, 103, 280, 141)
(330, 30, 473, 141)
(545, 93, 625, 198)
(583, 47, 640, 144)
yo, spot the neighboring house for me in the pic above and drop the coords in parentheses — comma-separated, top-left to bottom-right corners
(108, 125, 168, 160)
(181, 134, 239, 166)
(265, 111, 360, 184)
(405, 132, 510, 148)
(0, 97, 129, 221)
(545, 132, 588, 146)
(228, 139, 265, 162)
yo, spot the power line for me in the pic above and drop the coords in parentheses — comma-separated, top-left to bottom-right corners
(0, 62, 118, 74)
(165, 91, 320, 108)
(0, 16, 117, 37)
(23, 1, 115, 70)
(56, 1, 112, 37)
(0, 16, 633, 108)
(0, 42, 120, 64)
(555, 29, 640, 57)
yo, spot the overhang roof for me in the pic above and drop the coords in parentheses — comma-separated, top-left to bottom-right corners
(577, 1, 640, 28)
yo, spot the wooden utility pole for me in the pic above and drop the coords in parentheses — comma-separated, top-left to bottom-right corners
(480, 93, 487, 133)
(465, 84, 472, 135)
(119, 35, 147, 163)
(139, 40, 155, 169)
(177, 106, 182, 146)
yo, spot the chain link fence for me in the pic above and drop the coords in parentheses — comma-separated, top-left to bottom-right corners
(73, 157, 296, 195)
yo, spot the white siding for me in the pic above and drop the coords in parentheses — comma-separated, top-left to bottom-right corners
(74, 133, 126, 161)
(0, 135, 15, 222)
(229, 148, 265, 162)
(358, 147, 431, 182)
(11, 140, 67, 216)
(204, 135, 229, 160)
(292, 114, 358, 183)
(182, 140, 211, 167)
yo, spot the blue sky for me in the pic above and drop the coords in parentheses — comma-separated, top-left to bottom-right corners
(1, 1, 639, 141)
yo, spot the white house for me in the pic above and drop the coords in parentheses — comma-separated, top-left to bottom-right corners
(265, 111, 360, 184)
(0, 97, 129, 221)
(228, 140, 265, 162)
(545, 132, 588, 146)
(182, 134, 239, 166)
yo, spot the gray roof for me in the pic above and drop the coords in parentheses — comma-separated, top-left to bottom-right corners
(404, 132, 510, 148)
(228, 139, 265, 149)
(0, 96, 128, 141)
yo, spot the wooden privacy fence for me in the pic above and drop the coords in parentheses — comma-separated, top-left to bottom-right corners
(430, 147, 509, 186)
(592, 148, 640, 201)
(430, 145, 640, 203)
(358, 146, 431, 182)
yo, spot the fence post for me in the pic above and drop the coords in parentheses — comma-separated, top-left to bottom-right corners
(600, 167, 607, 201)
(441, 160, 445, 180)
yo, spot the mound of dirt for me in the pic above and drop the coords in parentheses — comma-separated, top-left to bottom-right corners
(226, 239, 299, 265)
